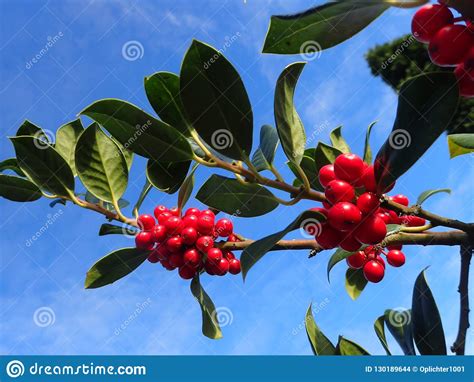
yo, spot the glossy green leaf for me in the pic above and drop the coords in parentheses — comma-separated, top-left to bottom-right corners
(112, 137, 134, 170)
(241, 210, 326, 280)
(144, 71, 191, 136)
(16, 120, 46, 138)
(374, 315, 391, 355)
(0, 174, 42, 202)
(374, 73, 459, 193)
(85, 247, 150, 289)
(416, 188, 451, 205)
(75, 124, 128, 203)
(190, 274, 223, 339)
(412, 270, 446, 354)
(196, 174, 279, 217)
(329, 126, 350, 153)
(99, 223, 138, 237)
(384, 309, 416, 355)
(336, 336, 370, 355)
(363, 121, 377, 164)
(262, 2, 388, 54)
(180, 40, 253, 160)
(0, 158, 26, 177)
(345, 268, 367, 300)
(327, 248, 352, 282)
(10, 136, 75, 197)
(55, 119, 84, 176)
(251, 125, 279, 171)
(288, 154, 322, 191)
(314, 142, 343, 170)
(274, 62, 306, 165)
(178, 164, 198, 212)
(80, 99, 192, 162)
(146, 159, 190, 194)
(447, 133, 474, 158)
(305, 303, 336, 355)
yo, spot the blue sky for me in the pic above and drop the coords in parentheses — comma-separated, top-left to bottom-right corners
(0, 0, 472, 355)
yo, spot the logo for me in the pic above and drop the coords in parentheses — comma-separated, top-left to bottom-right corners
(6, 360, 25, 378)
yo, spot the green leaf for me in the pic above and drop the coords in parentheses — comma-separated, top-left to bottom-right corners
(84, 191, 129, 213)
(99, 223, 138, 236)
(305, 303, 336, 355)
(10, 136, 75, 197)
(412, 270, 446, 355)
(274, 62, 306, 165)
(374, 73, 459, 193)
(144, 71, 191, 136)
(288, 154, 322, 191)
(0, 158, 26, 177)
(327, 248, 352, 282)
(363, 121, 377, 164)
(85, 247, 150, 289)
(345, 268, 367, 300)
(79, 99, 192, 162)
(241, 210, 326, 280)
(112, 137, 134, 170)
(336, 336, 370, 355)
(55, 119, 84, 176)
(447, 133, 474, 158)
(416, 188, 451, 205)
(146, 159, 190, 194)
(0, 174, 42, 202)
(262, 2, 388, 54)
(75, 124, 128, 203)
(180, 40, 253, 160)
(315, 142, 343, 169)
(329, 126, 350, 153)
(384, 309, 416, 355)
(374, 315, 391, 355)
(178, 164, 198, 212)
(16, 120, 46, 138)
(251, 125, 279, 171)
(190, 274, 223, 339)
(196, 174, 279, 217)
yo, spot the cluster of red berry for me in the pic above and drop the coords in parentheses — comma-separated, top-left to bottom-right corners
(311, 153, 424, 283)
(411, 1, 474, 97)
(134, 206, 241, 279)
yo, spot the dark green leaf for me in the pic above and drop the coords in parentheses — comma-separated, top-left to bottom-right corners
(329, 126, 350, 153)
(251, 125, 280, 172)
(288, 154, 322, 191)
(374, 73, 459, 193)
(416, 188, 451, 205)
(384, 309, 416, 355)
(132, 181, 152, 216)
(16, 120, 46, 138)
(327, 248, 352, 282)
(111, 137, 134, 170)
(315, 142, 343, 170)
(241, 210, 326, 280)
(10, 136, 75, 197)
(196, 174, 279, 217)
(49, 198, 66, 208)
(144, 71, 191, 136)
(305, 303, 336, 355)
(75, 124, 128, 203)
(178, 164, 198, 212)
(180, 40, 253, 160)
(412, 270, 446, 354)
(0, 158, 26, 177)
(55, 119, 84, 176)
(363, 121, 377, 164)
(262, 2, 388, 54)
(146, 159, 190, 194)
(274, 62, 306, 165)
(447, 133, 474, 158)
(190, 274, 223, 339)
(336, 336, 370, 355)
(345, 268, 367, 300)
(99, 223, 138, 237)
(79, 99, 192, 162)
(0, 174, 42, 202)
(374, 315, 391, 355)
(85, 247, 150, 289)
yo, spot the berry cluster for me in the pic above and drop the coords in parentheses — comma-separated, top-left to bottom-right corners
(411, 1, 474, 97)
(311, 153, 425, 283)
(134, 206, 241, 279)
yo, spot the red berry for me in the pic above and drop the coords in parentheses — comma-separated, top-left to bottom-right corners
(334, 154, 365, 184)
(181, 227, 198, 245)
(153, 205, 168, 219)
(388, 210, 401, 225)
(310, 207, 328, 219)
(391, 194, 409, 206)
(197, 214, 215, 235)
(429, 25, 473, 66)
(215, 258, 229, 276)
(363, 260, 385, 283)
(318, 164, 336, 188)
(206, 248, 223, 264)
(376, 212, 391, 224)
(411, 4, 453, 43)
(346, 251, 366, 269)
(179, 265, 196, 279)
(169, 207, 180, 216)
(196, 236, 214, 252)
(354, 215, 387, 245)
(155, 246, 170, 260)
(400, 215, 426, 227)
(357, 192, 380, 214)
(386, 250, 406, 267)
(228, 258, 241, 274)
(169, 252, 184, 268)
(200, 209, 216, 219)
(147, 250, 161, 263)
(316, 225, 342, 249)
(164, 216, 183, 234)
(161, 259, 175, 271)
(215, 218, 233, 237)
(325, 180, 355, 204)
(340, 234, 362, 252)
(185, 207, 200, 216)
(322, 200, 332, 209)
(328, 202, 362, 232)
(362, 165, 377, 192)
(223, 250, 235, 260)
(135, 231, 154, 249)
(376, 255, 385, 268)
(182, 214, 198, 230)
(151, 224, 167, 243)
(205, 262, 217, 275)
(227, 234, 239, 242)
(157, 211, 172, 225)
(387, 244, 402, 251)
(455, 47, 474, 97)
(183, 248, 202, 268)
(137, 214, 155, 231)
(165, 236, 183, 253)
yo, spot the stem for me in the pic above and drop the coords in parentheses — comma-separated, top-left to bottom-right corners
(270, 164, 284, 182)
(451, 244, 472, 355)
(400, 223, 433, 233)
(295, 163, 311, 192)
